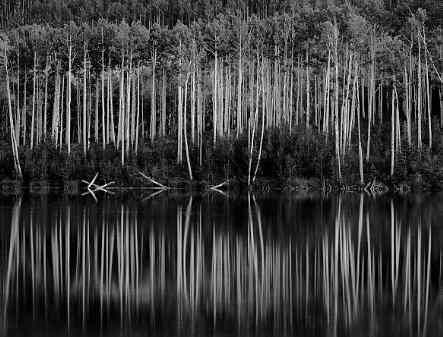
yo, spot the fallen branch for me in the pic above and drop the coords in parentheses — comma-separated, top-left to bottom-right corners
(137, 170, 169, 189)
(92, 181, 115, 192)
(210, 188, 228, 197)
(209, 180, 229, 190)
(82, 172, 99, 189)
(81, 189, 98, 202)
(81, 173, 115, 199)
(142, 189, 166, 202)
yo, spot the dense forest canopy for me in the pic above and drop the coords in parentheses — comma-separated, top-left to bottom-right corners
(1, 0, 442, 27)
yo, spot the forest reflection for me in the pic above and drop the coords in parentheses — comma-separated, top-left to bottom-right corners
(1, 193, 443, 337)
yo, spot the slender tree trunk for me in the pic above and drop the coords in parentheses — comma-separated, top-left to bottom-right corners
(253, 56, 265, 183)
(191, 56, 196, 144)
(4, 47, 23, 178)
(417, 33, 423, 152)
(334, 26, 342, 181)
(43, 56, 48, 141)
(60, 75, 65, 149)
(101, 53, 106, 149)
(95, 80, 99, 144)
(67, 39, 72, 155)
(440, 86, 443, 128)
(161, 68, 167, 137)
(109, 66, 115, 144)
(296, 56, 301, 126)
(183, 74, 193, 180)
(237, 38, 243, 138)
(357, 72, 364, 185)
(289, 50, 294, 133)
(213, 50, 218, 145)
(126, 51, 132, 156)
(391, 83, 395, 176)
(83, 47, 87, 154)
(306, 50, 310, 128)
(22, 68, 27, 146)
(425, 55, 432, 149)
(394, 82, 401, 154)
(177, 52, 183, 164)
(404, 66, 411, 147)
(16, 54, 20, 146)
(135, 66, 140, 153)
(52, 62, 61, 143)
(366, 36, 375, 161)
(197, 68, 203, 166)
(151, 49, 157, 142)
(324, 49, 331, 136)
(31, 51, 36, 149)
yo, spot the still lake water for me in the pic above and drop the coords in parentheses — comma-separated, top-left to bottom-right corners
(1, 191, 443, 337)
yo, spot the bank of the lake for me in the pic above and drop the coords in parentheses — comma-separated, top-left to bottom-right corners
(1, 126, 443, 193)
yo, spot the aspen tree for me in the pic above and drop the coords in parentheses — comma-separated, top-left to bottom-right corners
(82, 45, 87, 154)
(95, 79, 99, 143)
(191, 42, 196, 144)
(213, 49, 218, 145)
(306, 49, 310, 128)
(161, 68, 167, 137)
(101, 34, 106, 149)
(15, 53, 20, 146)
(66, 36, 72, 155)
(404, 65, 411, 147)
(183, 73, 193, 180)
(394, 81, 401, 154)
(31, 51, 36, 149)
(52, 61, 61, 142)
(22, 68, 27, 146)
(390, 82, 395, 176)
(43, 55, 48, 140)
(4, 45, 23, 178)
(177, 40, 183, 164)
(417, 29, 423, 152)
(424, 43, 432, 149)
(60, 75, 64, 149)
(289, 48, 294, 133)
(296, 56, 300, 126)
(356, 66, 363, 185)
(333, 23, 342, 181)
(135, 66, 140, 152)
(237, 29, 243, 137)
(151, 48, 157, 142)
(366, 33, 375, 160)
(324, 48, 331, 136)
(253, 55, 265, 183)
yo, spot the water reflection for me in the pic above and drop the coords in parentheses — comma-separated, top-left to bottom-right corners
(1, 193, 442, 337)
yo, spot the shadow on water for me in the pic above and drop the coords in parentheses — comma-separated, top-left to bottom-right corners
(1, 193, 443, 337)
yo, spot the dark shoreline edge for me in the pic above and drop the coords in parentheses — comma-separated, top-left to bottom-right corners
(0, 174, 439, 197)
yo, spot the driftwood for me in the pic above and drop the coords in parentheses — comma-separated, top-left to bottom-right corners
(209, 180, 229, 190)
(137, 170, 170, 190)
(142, 189, 167, 202)
(81, 173, 115, 201)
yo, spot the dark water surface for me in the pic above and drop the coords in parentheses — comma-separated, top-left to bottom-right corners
(1, 192, 443, 337)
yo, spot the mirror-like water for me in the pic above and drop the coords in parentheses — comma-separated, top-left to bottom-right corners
(1, 193, 443, 337)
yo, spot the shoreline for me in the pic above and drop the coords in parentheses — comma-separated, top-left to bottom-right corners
(1, 174, 440, 197)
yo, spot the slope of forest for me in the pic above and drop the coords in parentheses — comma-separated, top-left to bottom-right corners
(0, 0, 442, 190)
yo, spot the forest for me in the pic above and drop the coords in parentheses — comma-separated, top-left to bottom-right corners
(0, 0, 442, 190)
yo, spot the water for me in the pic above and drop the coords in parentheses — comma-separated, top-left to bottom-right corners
(1, 192, 443, 337)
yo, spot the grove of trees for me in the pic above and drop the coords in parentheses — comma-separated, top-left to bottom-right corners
(0, 1, 442, 186)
